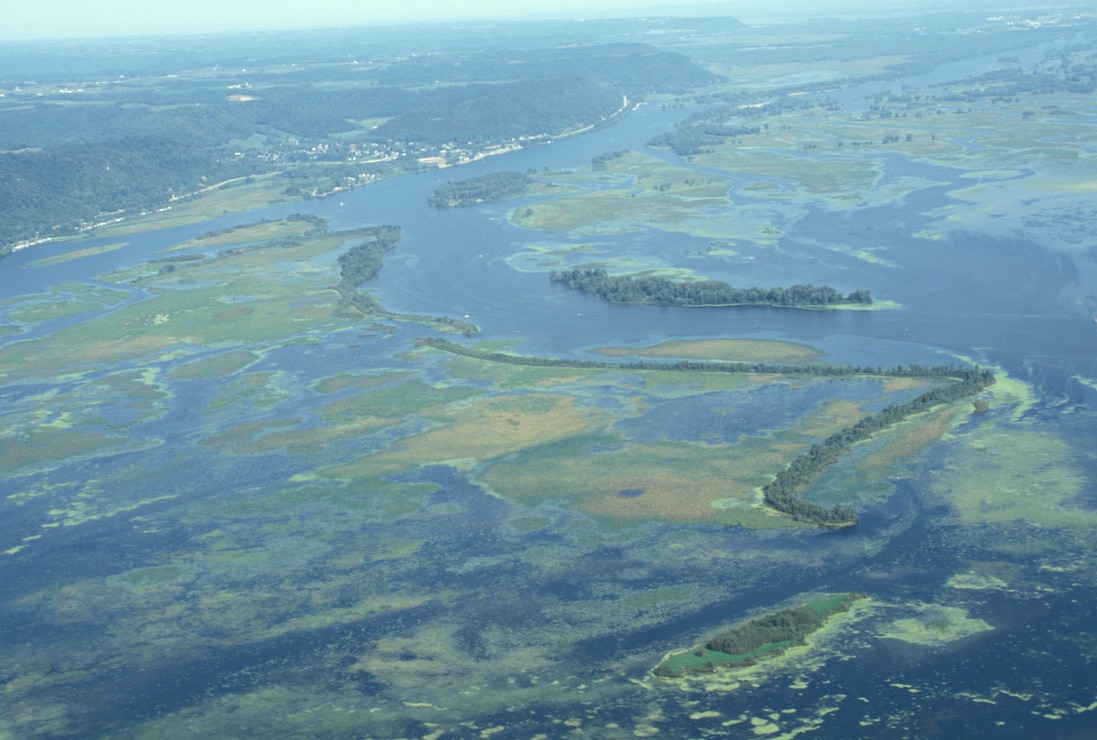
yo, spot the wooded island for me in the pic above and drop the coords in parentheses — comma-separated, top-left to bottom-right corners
(428, 171, 533, 208)
(653, 593, 867, 678)
(550, 268, 873, 308)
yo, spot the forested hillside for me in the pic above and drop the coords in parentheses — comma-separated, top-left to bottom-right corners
(376, 78, 621, 146)
(0, 138, 240, 252)
(0, 37, 719, 257)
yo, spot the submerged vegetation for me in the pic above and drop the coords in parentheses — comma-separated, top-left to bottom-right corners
(653, 593, 867, 677)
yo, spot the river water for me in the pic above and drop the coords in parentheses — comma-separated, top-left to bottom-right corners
(2, 37, 1097, 739)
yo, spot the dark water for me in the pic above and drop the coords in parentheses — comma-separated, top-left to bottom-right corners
(3, 40, 1097, 739)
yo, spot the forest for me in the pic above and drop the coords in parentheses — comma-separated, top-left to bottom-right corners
(373, 78, 622, 147)
(0, 137, 244, 256)
(550, 268, 873, 308)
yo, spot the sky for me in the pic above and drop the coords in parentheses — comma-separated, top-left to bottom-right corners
(8, 0, 996, 41)
(8, 0, 738, 41)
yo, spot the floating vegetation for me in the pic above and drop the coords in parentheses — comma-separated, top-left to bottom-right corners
(170, 350, 259, 380)
(879, 603, 993, 647)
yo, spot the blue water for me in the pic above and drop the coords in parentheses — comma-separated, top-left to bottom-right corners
(3, 38, 1097, 740)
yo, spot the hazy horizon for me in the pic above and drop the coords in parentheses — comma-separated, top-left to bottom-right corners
(9, 0, 1012, 41)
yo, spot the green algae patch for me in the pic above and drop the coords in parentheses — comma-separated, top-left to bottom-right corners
(313, 370, 412, 394)
(946, 572, 1009, 591)
(503, 242, 601, 272)
(170, 350, 259, 380)
(0, 228, 384, 380)
(167, 216, 324, 251)
(931, 368, 1089, 528)
(316, 378, 479, 423)
(208, 371, 289, 411)
(513, 151, 731, 233)
(653, 594, 866, 678)
(8, 283, 132, 324)
(879, 603, 993, 647)
(25, 242, 129, 267)
(590, 338, 823, 364)
(693, 148, 883, 202)
(934, 426, 1091, 527)
(0, 428, 127, 474)
(92, 368, 169, 403)
(46, 492, 177, 528)
(106, 564, 201, 591)
(508, 516, 552, 532)
(710, 504, 814, 530)
(326, 392, 609, 482)
(803, 399, 967, 510)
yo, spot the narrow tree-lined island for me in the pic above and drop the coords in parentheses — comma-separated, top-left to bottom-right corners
(418, 338, 995, 528)
(653, 593, 867, 678)
(550, 268, 872, 308)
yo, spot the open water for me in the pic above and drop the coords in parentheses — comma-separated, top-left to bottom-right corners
(2, 38, 1097, 739)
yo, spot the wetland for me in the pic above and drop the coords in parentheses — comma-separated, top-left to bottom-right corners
(2, 8, 1097, 739)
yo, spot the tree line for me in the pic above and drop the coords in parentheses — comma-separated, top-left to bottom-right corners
(762, 366, 994, 526)
(550, 268, 872, 308)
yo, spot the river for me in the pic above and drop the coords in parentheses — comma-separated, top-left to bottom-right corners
(2, 35, 1097, 738)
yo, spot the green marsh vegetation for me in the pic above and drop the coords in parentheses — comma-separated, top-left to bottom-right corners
(419, 338, 993, 527)
(512, 151, 732, 233)
(3, 14, 1096, 738)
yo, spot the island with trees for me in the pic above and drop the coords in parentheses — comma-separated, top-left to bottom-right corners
(331, 225, 477, 335)
(428, 171, 533, 208)
(653, 593, 867, 678)
(550, 268, 873, 308)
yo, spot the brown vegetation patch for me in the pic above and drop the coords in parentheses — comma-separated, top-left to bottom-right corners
(591, 338, 822, 363)
(214, 306, 254, 321)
